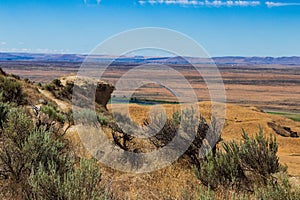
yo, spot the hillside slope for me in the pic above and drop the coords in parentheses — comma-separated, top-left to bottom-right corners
(1, 68, 299, 199)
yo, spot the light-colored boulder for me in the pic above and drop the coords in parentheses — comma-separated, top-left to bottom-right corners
(61, 76, 114, 109)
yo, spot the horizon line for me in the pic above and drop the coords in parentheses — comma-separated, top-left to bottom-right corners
(0, 51, 299, 59)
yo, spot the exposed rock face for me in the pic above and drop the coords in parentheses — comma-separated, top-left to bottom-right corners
(0, 67, 7, 76)
(61, 76, 114, 109)
(94, 82, 115, 108)
(267, 122, 299, 138)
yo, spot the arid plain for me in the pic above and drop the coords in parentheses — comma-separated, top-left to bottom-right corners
(2, 61, 300, 112)
(1, 61, 300, 177)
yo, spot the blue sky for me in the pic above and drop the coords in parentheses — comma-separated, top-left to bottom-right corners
(0, 0, 299, 57)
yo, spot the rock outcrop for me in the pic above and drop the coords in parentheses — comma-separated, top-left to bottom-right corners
(60, 76, 114, 109)
(267, 122, 299, 138)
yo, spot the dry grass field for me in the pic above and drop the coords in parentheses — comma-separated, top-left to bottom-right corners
(64, 101, 300, 199)
(108, 102, 300, 177)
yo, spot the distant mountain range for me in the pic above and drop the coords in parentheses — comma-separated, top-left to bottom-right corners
(0, 52, 300, 65)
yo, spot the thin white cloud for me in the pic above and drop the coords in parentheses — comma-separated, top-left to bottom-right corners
(266, 1, 300, 7)
(138, 0, 261, 7)
(83, 0, 101, 5)
(0, 48, 70, 54)
(0, 42, 7, 45)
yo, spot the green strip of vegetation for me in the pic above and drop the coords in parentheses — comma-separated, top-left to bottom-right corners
(267, 111, 300, 122)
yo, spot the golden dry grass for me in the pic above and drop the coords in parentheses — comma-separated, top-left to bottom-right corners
(108, 102, 300, 177)
(65, 125, 203, 199)
(65, 101, 300, 199)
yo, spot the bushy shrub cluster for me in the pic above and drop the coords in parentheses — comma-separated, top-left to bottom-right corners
(35, 103, 74, 138)
(254, 174, 300, 200)
(0, 108, 33, 182)
(40, 104, 66, 123)
(42, 78, 73, 100)
(195, 128, 286, 191)
(0, 101, 9, 129)
(74, 108, 108, 127)
(0, 106, 107, 199)
(146, 109, 220, 166)
(0, 76, 25, 104)
(29, 158, 104, 200)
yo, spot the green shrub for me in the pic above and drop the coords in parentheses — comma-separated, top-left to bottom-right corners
(52, 79, 62, 87)
(147, 109, 198, 149)
(172, 110, 181, 126)
(239, 129, 282, 180)
(0, 106, 106, 199)
(74, 109, 109, 127)
(42, 79, 73, 100)
(29, 158, 104, 200)
(180, 186, 216, 200)
(195, 129, 284, 190)
(42, 83, 56, 91)
(0, 100, 9, 129)
(37, 82, 42, 87)
(97, 114, 108, 126)
(10, 74, 20, 80)
(0, 108, 34, 182)
(40, 104, 66, 123)
(254, 174, 300, 200)
(74, 109, 98, 126)
(65, 82, 74, 94)
(38, 103, 75, 138)
(195, 141, 246, 189)
(0, 76, 25, 104)
(25, 127, 67, 172)
(0, 107, 67, 183)
(146, 109, 219, 166)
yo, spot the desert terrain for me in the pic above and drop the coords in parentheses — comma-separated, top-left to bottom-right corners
(1, 59, 300, 199)
(108, 102, 300, 177)
(2, 60, 300, 112)
(2, 59, 299, 175)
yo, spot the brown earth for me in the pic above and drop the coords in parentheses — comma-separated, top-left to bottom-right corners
(2, 62, 300, 112)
